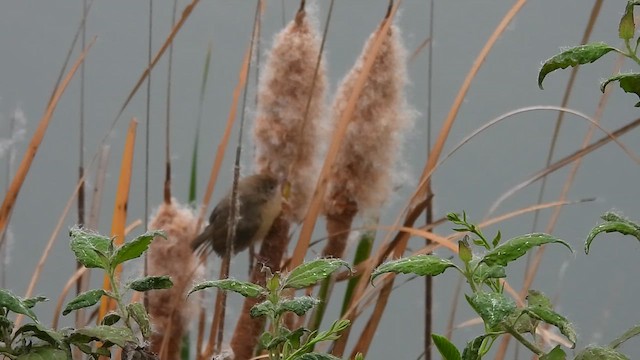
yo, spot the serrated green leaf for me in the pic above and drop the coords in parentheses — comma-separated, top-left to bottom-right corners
(466, 292, 516, 329)
(600, 73, 640, 106)
(15, 323, 64, 346)
(63, 289, 106, 316)
(284, 258, 351, 289)
(585, 220, 640, 254)
(431, 333, 461, 360)
(16, 347, 69, 360)
(295, 353, 342, 360)
(128, 276, 173, 292)
(371, 255, 458, 284)
(609, 323, 640, 349)
(0, 288, 38, 322)
(525, 306, 576, 347)
(250, 300, 276, 318)
(481, 233, 571, 267)
(574, 346, 630, 360)
(127, 303, 151, 340)
(472, 263, 506, 284)
(22, 296, 48, 309)
(541, 345, 566, 360)
(101, 312, 121, 326)
(461, 335, 487, 360)
(538, 43, 619, 89)
(69, 227, 110, 269)
(619, 3, 636, 40)
(188, 279, 265, 298)
(277, 296, 320, 316)
(111, 230, 165, 267)
(69, 326, 136, 348)
(505, 310, 537, 334)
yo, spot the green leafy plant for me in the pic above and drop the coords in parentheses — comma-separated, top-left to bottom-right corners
(372, 212, 575, 359)
(189, 258, 354, 360)
(538, 0, 640, 106)
(572, 211, 640, 360)
(0, 227, 170, 359)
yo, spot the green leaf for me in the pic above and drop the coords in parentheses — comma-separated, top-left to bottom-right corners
(284, 258, 351, 289)
(250, 300, 276, 318)
(525, 306, 576, 347)
(371, 255, 458, 284)
(69, 326, 137, 348)
(609, 323, 640, 349)
(458, 239, 472, 264)
(526, 289, 553, 308)
(285, 327, 307, 349)
(101, 312, 121, 326)
(541, 345, 566, 360)
(431, 333, 461, 360)
(466, 292, 516, 329)
(492, 231, 502, 247)
(188, 279, 265, 298)
(538, 43, 618, 89)
(63, 289, 106, 316)
(111, 230, 165, 267)
(585, 220, 640, 254)
(461, 335, 487, 360)
(0, 288, 38, 322)
(295, 353, 342, 360)
(600, 73, 640, 107)
(277, 296, 320, 316)
(22, 296, 48, 309)
(127, 303, 151, 340)
(472, 263, 506, 284)
(128, 275, 173, 292)
(481, 233, 572, 267)
(69, 227, 110, 269)
(259, 332, 273, 349)
(16, 347, 69, 360)
(619, 3, 636, 40)
(15, 323, 64, 346)
(574, 346, 630, 360)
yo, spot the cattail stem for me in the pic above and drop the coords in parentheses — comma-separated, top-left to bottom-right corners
(230, 215, 290, 360)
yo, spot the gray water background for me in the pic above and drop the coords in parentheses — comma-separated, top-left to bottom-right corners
(1, 0, 640, 358)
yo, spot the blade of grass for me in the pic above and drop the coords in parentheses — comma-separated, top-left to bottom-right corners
(189, 43, 213, 205)
(98, 118, 138, 321)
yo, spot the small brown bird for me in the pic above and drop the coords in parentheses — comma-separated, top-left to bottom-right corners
(191, 173, 282, 257)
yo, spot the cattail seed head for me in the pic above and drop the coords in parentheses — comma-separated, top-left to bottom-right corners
(253, 9, 327, 222)
(147, 199, 203, 359)
(324, 25, 414, 216)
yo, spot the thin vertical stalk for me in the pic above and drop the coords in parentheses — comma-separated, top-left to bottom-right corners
(164, 0, 178, 205)
(144, 0, 153, 313)
(202, 3, 261, 357)
(424, 1, 435, 359)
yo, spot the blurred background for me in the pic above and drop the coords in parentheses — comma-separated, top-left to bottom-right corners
(1, 0, 639, 358)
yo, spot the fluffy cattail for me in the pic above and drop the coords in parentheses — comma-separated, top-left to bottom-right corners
(323, 24, 413, 257)
(253, 8, 327, 221)
(147, 199, 203, 359)
(231, 8, 326, 360)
